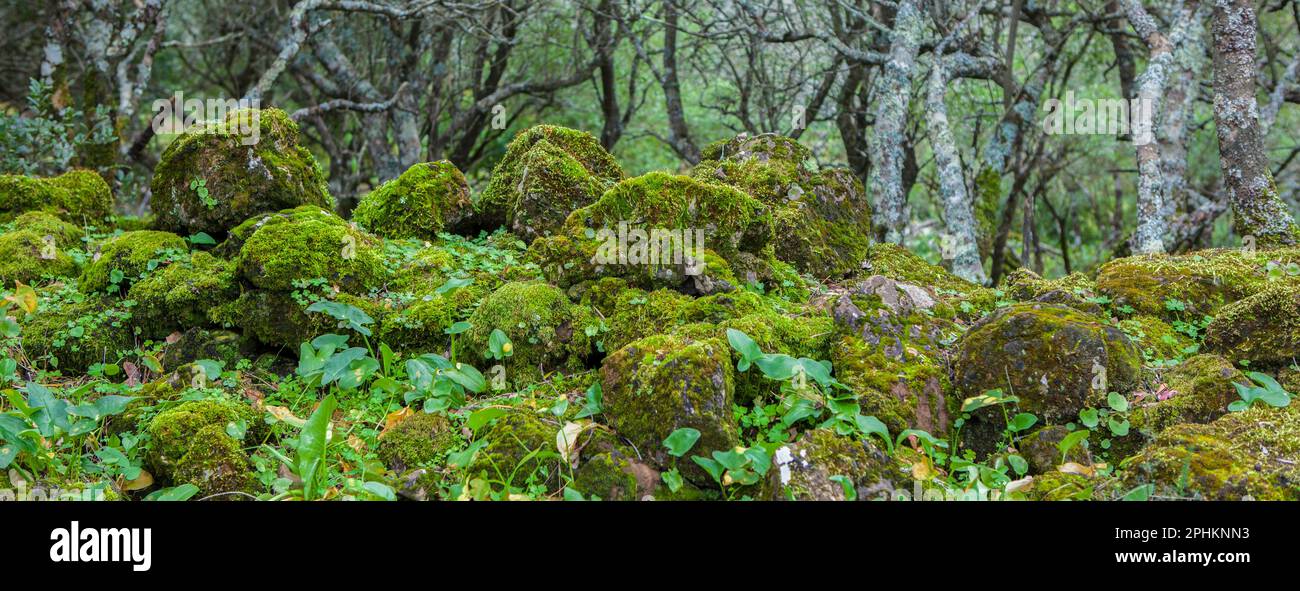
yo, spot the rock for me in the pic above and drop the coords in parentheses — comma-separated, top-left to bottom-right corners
(128, 251, 239, 338)
(217, 290, 384, 349)
(351, 160, 474, 240)
(146, 399, 264, 497)
(463, 281, 598, 388)
(763, 429, 904, 501)
(1095, 248, 1285, 320)
(477, 125, 623, 242)
(465, 410, 566, 491)
(691, 133, 871, 278)
(1203, 285, 1300, 367)
(0, 169, 113, 223)
(150, 108, 333, 237)
(80, 230, 188, 294)
(862, 242, 997, 319)
(160, 328, 252, 370)
(378, 411, 459, 474)
(1118, 405, 1300, 500)
(234, 205, 385, 293)
(952, 303, 1142, 456)
(17, 291, 137, 372)
(0, 212, 84, 284)
(1017, 425, 1090, 474)
(601, 334, 739, 485)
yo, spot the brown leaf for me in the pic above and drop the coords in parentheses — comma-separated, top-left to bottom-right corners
(382, 407, 414, 434)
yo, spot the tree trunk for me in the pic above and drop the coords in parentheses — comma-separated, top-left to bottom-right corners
(925, 62, 987, 284)
(867, 0, 923, 244)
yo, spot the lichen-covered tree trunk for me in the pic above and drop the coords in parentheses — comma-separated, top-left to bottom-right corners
(925, 63, 987, 284)
(1157, 8, 1206, 240)
(866, 0, 923, 244)
(1212, 0, 1300, 247)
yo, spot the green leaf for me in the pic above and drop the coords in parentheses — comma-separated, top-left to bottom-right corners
(574, 382, 603, 419)
(188, 232, 216, 246)
(435, 276, 474, 295)
(1058, 429, 1090, 460)
(1107, 392, 1129, 412)
(662, 468, 684, 493)
(466, 407, 507, 434)
(296, 395, 337, 501)
(148, 484, 200, 501)
(828, 475, 857, 501)
(1009, 412, 1038, 432)
(1007, 454, 1028, 476)
(1108, 417, 1130, 437)
(855, 415, 893, 453)
(1120, 483, 1154, 501)
(691, 456, 725, 484)
(444, 321, 472, 335)
(1079, 408, 1100, 429)
(488, 328, 513, 360)
(725, 328, 763, 371)
(362, 481, 396, 501)
(662, 427, 702, 457)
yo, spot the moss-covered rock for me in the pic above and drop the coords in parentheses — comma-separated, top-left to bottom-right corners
(1017, 425, 1091, 474)
(377, 411, 460, 473)
(465, 410, 565, 491)
(80, 230, 187, 294)
(676, 310, 835, 404)
(235, 205, 385, 293)
(1203, 285, 1300, 367)
(128, 251, 239, 337)
(572, 451, 643, 501)
(1118, 405, 1300, 500)
(1023, 470, 1118, 501)
(219, 290, 384, 349)
(463, 281, 597, 388)
(160, 328, 253, 370)
(0, 169, 112, 223)
(1116, 315, 1195, 363)
(150, 108, 332, 236)
(0, 230, 80, 285)
(863, 242, 997, 318)
(351, 160, 474, 240)
(146, 399, 263, 496)
(17, 291, 137, 372)
(691, 134, 871, 278)
(600, 334, 739, 485)
(600, 287, 769, 353)
(1133, 355, 1242, 435)
(952, 303, 1142, 456)
(763, 429, 905, 501)
(378, 283, 488, 355)
(1095, 249, 1274, 320)
(8, 211, 85, 246)
(477, 125, 624, 242)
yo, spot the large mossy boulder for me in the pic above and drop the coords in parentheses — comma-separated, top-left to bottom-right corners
(1094, 249, 1287, 320)
(600, 334, 739, 485)
(377, 411, 460, 474)
(465, 410, 566, 491)
(218, 290, 385, 350)
(0, 169, 113, 223)
(463, 281, 598, 389)
(145, 399, 264, 497)
(1118, 405, 1300, 500)
(351, 160, 474, 240)
(150, 108, 332, 237)
(691, 133, 872, 278)
(477, 125, 624, 242)
(0, 212, 85, 284)
(763, 429, 904, 501)
(234, 205, 385, 293)
(17, 291, 137, 372)
(1203, 285, 1300, 367)
(952, 303, 1142, 455)
(80, 230, 188, 294)
(861, 242, 996, 318)
(128, 251, 239, 337)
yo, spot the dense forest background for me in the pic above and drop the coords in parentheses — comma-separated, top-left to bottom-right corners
(2, 0, 1298, 282)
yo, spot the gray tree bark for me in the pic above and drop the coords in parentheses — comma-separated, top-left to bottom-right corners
(867, 0, 923, 244)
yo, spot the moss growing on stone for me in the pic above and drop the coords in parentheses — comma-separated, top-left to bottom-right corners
(128, 251, 239, 337)
(221, 290, 385, 349)
(146, 398, 263, 495)
(160, 328, 252, 370)
(952, 303, 1142, 456)
(235, 205, 385, 293)
(477, 125, 623, 242)
(0, 230, 80, 285)
(465, 410, 565, 491)
(0, 169, 112, 223)
(1126, 354, 1242, 441)
(463, 281, 598, 388)
(1116, 315, 1195, 363)
(150, 108, 333, 237)
(170, 423, 255, 496)
(1095, 249, 1272, 320)
(378, 411, 460, 473)
(600, 334, 739, 485)
(1203, 286, 1300, 367)
(352, 160, 474, 240)
(762, 428, 905, 501)
(572, 452, 641, 501)
(18, 292, 137, 372)
(80, 230, 188, 294)
(9, 211, 85, 247)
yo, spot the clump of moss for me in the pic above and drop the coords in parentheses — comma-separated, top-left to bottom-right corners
(1095, 248, 1273, 320)
(161, 328, 252, 370)
(572, 451, 642, 501)
(952, 303, 1142, 456)
(1024, 470, 1118, 501)
(463, 281, 598, 388)
(18, 291, 137, 372)
(378, 283, 488, 354)
(1203, 286, 1300, 367)
(864, 242, 997, 318)
(235, 205, 385, 293)
(1116, 314, 1195, 363)
(378, 411, 460, 473)
(9, 211, 85, 246)
(352, 160, 474, 240)
(150, 108, 333, 237)
(0, 230, 80, 285)
(1122, 355, 1243, 448)
(600, 287, 769, 353)
(218, 290, 385, 349)
(691, 134, 871, 278)
(1017, 425, 1091, 474)
(1119, 404, 1300, 500)
(477, 125, 624, 242)
(0, 169, 112, 222)
(465, 410, 565, 490)
(146, 399, 264, 496)
(762, 428, 904, 501)
(80, 230, 188, 294)
(677, 310, 835, 404)
(128, 251, 239, 337)
(600, 334, 739, 485)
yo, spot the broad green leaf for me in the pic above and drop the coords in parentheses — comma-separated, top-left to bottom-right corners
(296, 395, 337, 501)
(662, 427, 701, 457)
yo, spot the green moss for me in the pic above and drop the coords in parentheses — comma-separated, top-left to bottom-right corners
(170, 423, 255, 496)
(1128, 354, 1242, 439)
(80, 230, 187, 294)
(1003, 268, 1096, 301)
(463, 281, 597, 388)
(1119, 405, 1300, 500)
(221, 290, 385, 349)
(0, 230, 80, 285)
(600, 334, 739, 485)
(466, 410, 565, 490)
(572, 452, 641, 501)
(677, 310, 835, 404)
(9, 211, 85, 246)
(235, 205, 385, 293)
(352, 160, 474, 240)
(1017, 425, 1090, 474)
(128, 251, 239, 337)
(150, 108, 333, 237)
(763, 428, 904, 501)
(477, 125, 623, 241)
(1095, 248, 1275, 320)
(160, 328, 251, 370)
(0, 169, 112, 223)
(952, 303, 1142, 456)
(378, 282, 488, 354)
(1024, 470, 1117, 501)
(1203, 285, 1300, 367)
(378, 411, 460, 472)
(146, 398, 263, 495)
(1116, 315, 1194, 363)
(17, 291, 137, 372)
